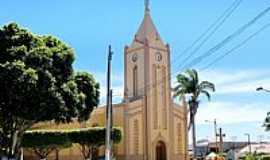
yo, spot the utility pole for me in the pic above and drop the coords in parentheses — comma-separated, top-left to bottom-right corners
(205, 119, 218, 153)
(105, 45, 113, 160)
(217, 128, 226, 154)
(245, 133, 251, 154)
(110, 89, 113, 156)
(214, 119, 218, 153)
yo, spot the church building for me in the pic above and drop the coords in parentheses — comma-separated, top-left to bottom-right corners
(88, 2, 189, 160)
(24, 1, 188, 160)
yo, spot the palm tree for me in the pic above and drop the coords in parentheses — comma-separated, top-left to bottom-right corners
(263, 112, 270, 131)
(173, 69, 215, 160)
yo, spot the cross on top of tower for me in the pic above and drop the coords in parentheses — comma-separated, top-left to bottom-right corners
(145, 0, 150, 12)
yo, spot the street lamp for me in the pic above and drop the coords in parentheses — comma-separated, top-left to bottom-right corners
(244, 133, 251, 154)
(205, 119, 218, 153)
(256, 87, 270, 93)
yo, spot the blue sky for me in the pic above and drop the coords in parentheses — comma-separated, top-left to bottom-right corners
(1, 0, 270, 142)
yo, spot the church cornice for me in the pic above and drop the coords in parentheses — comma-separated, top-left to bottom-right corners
(126, 45, 168, 54)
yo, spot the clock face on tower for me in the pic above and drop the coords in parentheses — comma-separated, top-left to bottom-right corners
(132, 53, 138, 62)
(156, 52, 162, 62)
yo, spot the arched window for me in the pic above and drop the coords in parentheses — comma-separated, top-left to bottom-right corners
(133, 66, 138, 97)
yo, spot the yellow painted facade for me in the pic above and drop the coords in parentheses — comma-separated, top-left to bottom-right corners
(24, 4, 188, 160)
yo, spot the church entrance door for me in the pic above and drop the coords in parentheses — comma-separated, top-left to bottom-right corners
(156, 141, 166, 160)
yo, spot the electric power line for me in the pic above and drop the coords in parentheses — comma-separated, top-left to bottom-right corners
(201, 22, 270, 71)
(149, 6, 270, 98)
(180, 6, 270, 71)
(175, 0, 243, 70)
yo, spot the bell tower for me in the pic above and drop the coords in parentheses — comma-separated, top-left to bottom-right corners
(124, 2, 171, 103)
(123, 1, 174, 159)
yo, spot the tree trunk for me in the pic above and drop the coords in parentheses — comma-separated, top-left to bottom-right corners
(34, 149, 48, 160)
(10, 130, 25, 159)
(55, 149, 59, 160)
(5, 120, 35, 159)
(20, 148, 24, 160)
(192, 112, 197, 160)
(81, 145, 93, 160)
(87, 146, 93, 160)
(7, 130, 19, 159)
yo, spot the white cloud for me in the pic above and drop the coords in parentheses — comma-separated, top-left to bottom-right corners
(199, 69, 270, 95)
(196, 101, 268, 124)
(200, 69, 270, 85)
(217, 78, 270, 94)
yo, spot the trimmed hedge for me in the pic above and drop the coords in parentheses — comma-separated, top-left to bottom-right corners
(67, 127, 121, 159)
(22, 130, 72, 158)
(22, 131, 71, 148)
(68, 127, 121, 146)
(22, 127, 122, 158)
(23, 127, 121, 146)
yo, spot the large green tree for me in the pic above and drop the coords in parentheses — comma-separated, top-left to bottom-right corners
(0, 23, 100, 158)
(173, 69, 215, 159)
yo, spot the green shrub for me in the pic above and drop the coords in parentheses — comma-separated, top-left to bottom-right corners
(22, 131, 72, 158)
(22, 127, 122, 159)
(67, 127, 121, 159)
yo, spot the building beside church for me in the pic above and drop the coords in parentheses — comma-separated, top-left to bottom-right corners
(24, 2, 188, 160)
